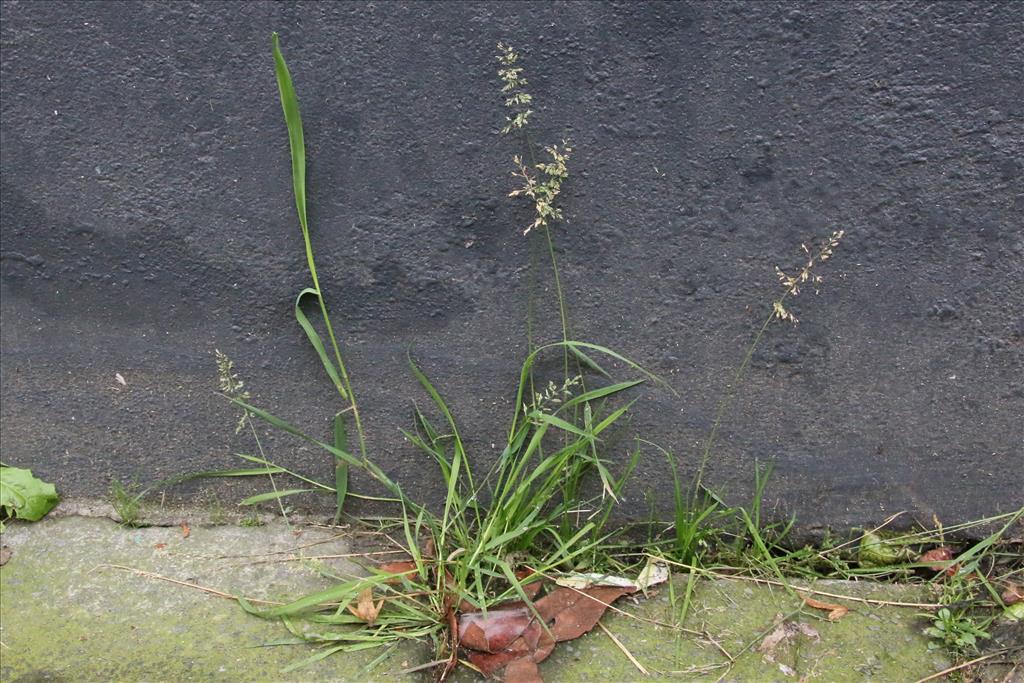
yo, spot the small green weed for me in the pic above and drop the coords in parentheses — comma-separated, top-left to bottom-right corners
(109, 480, 143, 527)
(239, 511, 265, 527)
(923, 607, 990, 656)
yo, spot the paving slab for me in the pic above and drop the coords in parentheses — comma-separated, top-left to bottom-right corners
(2, 515, 955, 682)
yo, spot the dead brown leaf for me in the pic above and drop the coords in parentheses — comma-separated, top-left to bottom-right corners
(758, 620, 820, 663)
(0, 545, 11, 566)
(460, 606, 553, 679)
(180, 521, 190, 538)
(458, 583, 636, 682)
(153, 543, 167, 550)
(537, 585, 634, 641)
(377, 560, 418, 584)
(803, 596, 849, 621)
(919, 546, 957, 575)
(347, 587, 383, 625)
(1001, 582, 1024, 606)
(515, 568, 543, 601)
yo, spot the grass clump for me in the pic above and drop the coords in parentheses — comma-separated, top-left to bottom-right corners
(186, 31, 1013, 681)
(109, 480, 143, 527)
(205, 34, 663, 676)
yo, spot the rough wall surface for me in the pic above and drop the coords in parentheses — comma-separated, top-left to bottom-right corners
(2, 1, 1021, 529)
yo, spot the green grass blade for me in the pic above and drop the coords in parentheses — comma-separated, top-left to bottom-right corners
(407, 355, 478, 543)
(233, 454, 334, 491)
(233, 399, 362, 468)
(239, 489, 314, 505)
(296, 288, 346, 398)
(240, 579, 368, 619)
(271, 32, 307, 234)
(569, 346, 612, 378)
(333, 411, 349, 523)
(233, 399, 409, 503)
(558, 380, 643, 412)
(197, 467, 288, 477)
(530, 411, 591, 438)
(280, 643, 351, 673)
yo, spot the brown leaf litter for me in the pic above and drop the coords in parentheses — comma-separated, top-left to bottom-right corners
(458, 584, 637, 683)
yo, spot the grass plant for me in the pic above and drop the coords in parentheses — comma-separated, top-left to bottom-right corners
(199, 34, 667, 675)
(163, 32, 1015, 679)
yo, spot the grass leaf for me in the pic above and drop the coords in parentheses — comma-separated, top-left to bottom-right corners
(333, 411, 349, 523)
(271, 32, 307, 235)
(295, 288, 346, 398)
(240, 489, 314, 505)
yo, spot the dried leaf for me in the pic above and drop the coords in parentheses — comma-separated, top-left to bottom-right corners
(347, 587, 383, 625)
(460, 607, 537, 654)
(537, 585, 634, 642)
(153, 543, 167, 550)
(555, 572, 634, 590)
(758, 620, 819, 662)
(458, 584, 635, 682)
(554, 560, 668, 592)
(1001, 582, 1023, 606)
(919, 547, 957, 575)
(803, 596, 849, 621)
(180, 521, 190, 538)
(0, 545, 11, 566)
(504, 659, 544, 683)
(515, 568, 543, 601)
(635, 561, 670, 591)
(377, 560, 418, 584)
(460, 606, 554, 680)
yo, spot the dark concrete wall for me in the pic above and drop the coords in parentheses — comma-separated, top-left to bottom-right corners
(2, 1, 1022, 529)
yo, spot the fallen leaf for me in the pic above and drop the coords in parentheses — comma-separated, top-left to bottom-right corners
(537, 585, 634, 642)
(635, 560, 670, 591)
(919, 547, 958, 575)
(180, 521, 190, 538)
(515, 568, 544, 601)
(347, 587, 383, 625)
(153, 543, 167, 549)
(803, 596, 849, 621)
(377, 560, 418, 581)
(1001, 582, 1023, 606)
(758, 620, 819, 663)
(458, 583, 636, 682)
(504, 658, 544, 683)
(460, 607, 538, 654)
(0, 545, 11, 566)
(460, 606, 552, 679)
(554, 560, 668, 592)
(555, 572, 634, 590)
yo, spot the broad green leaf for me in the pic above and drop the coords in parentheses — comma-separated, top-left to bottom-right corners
(0, 466, 58, 524)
